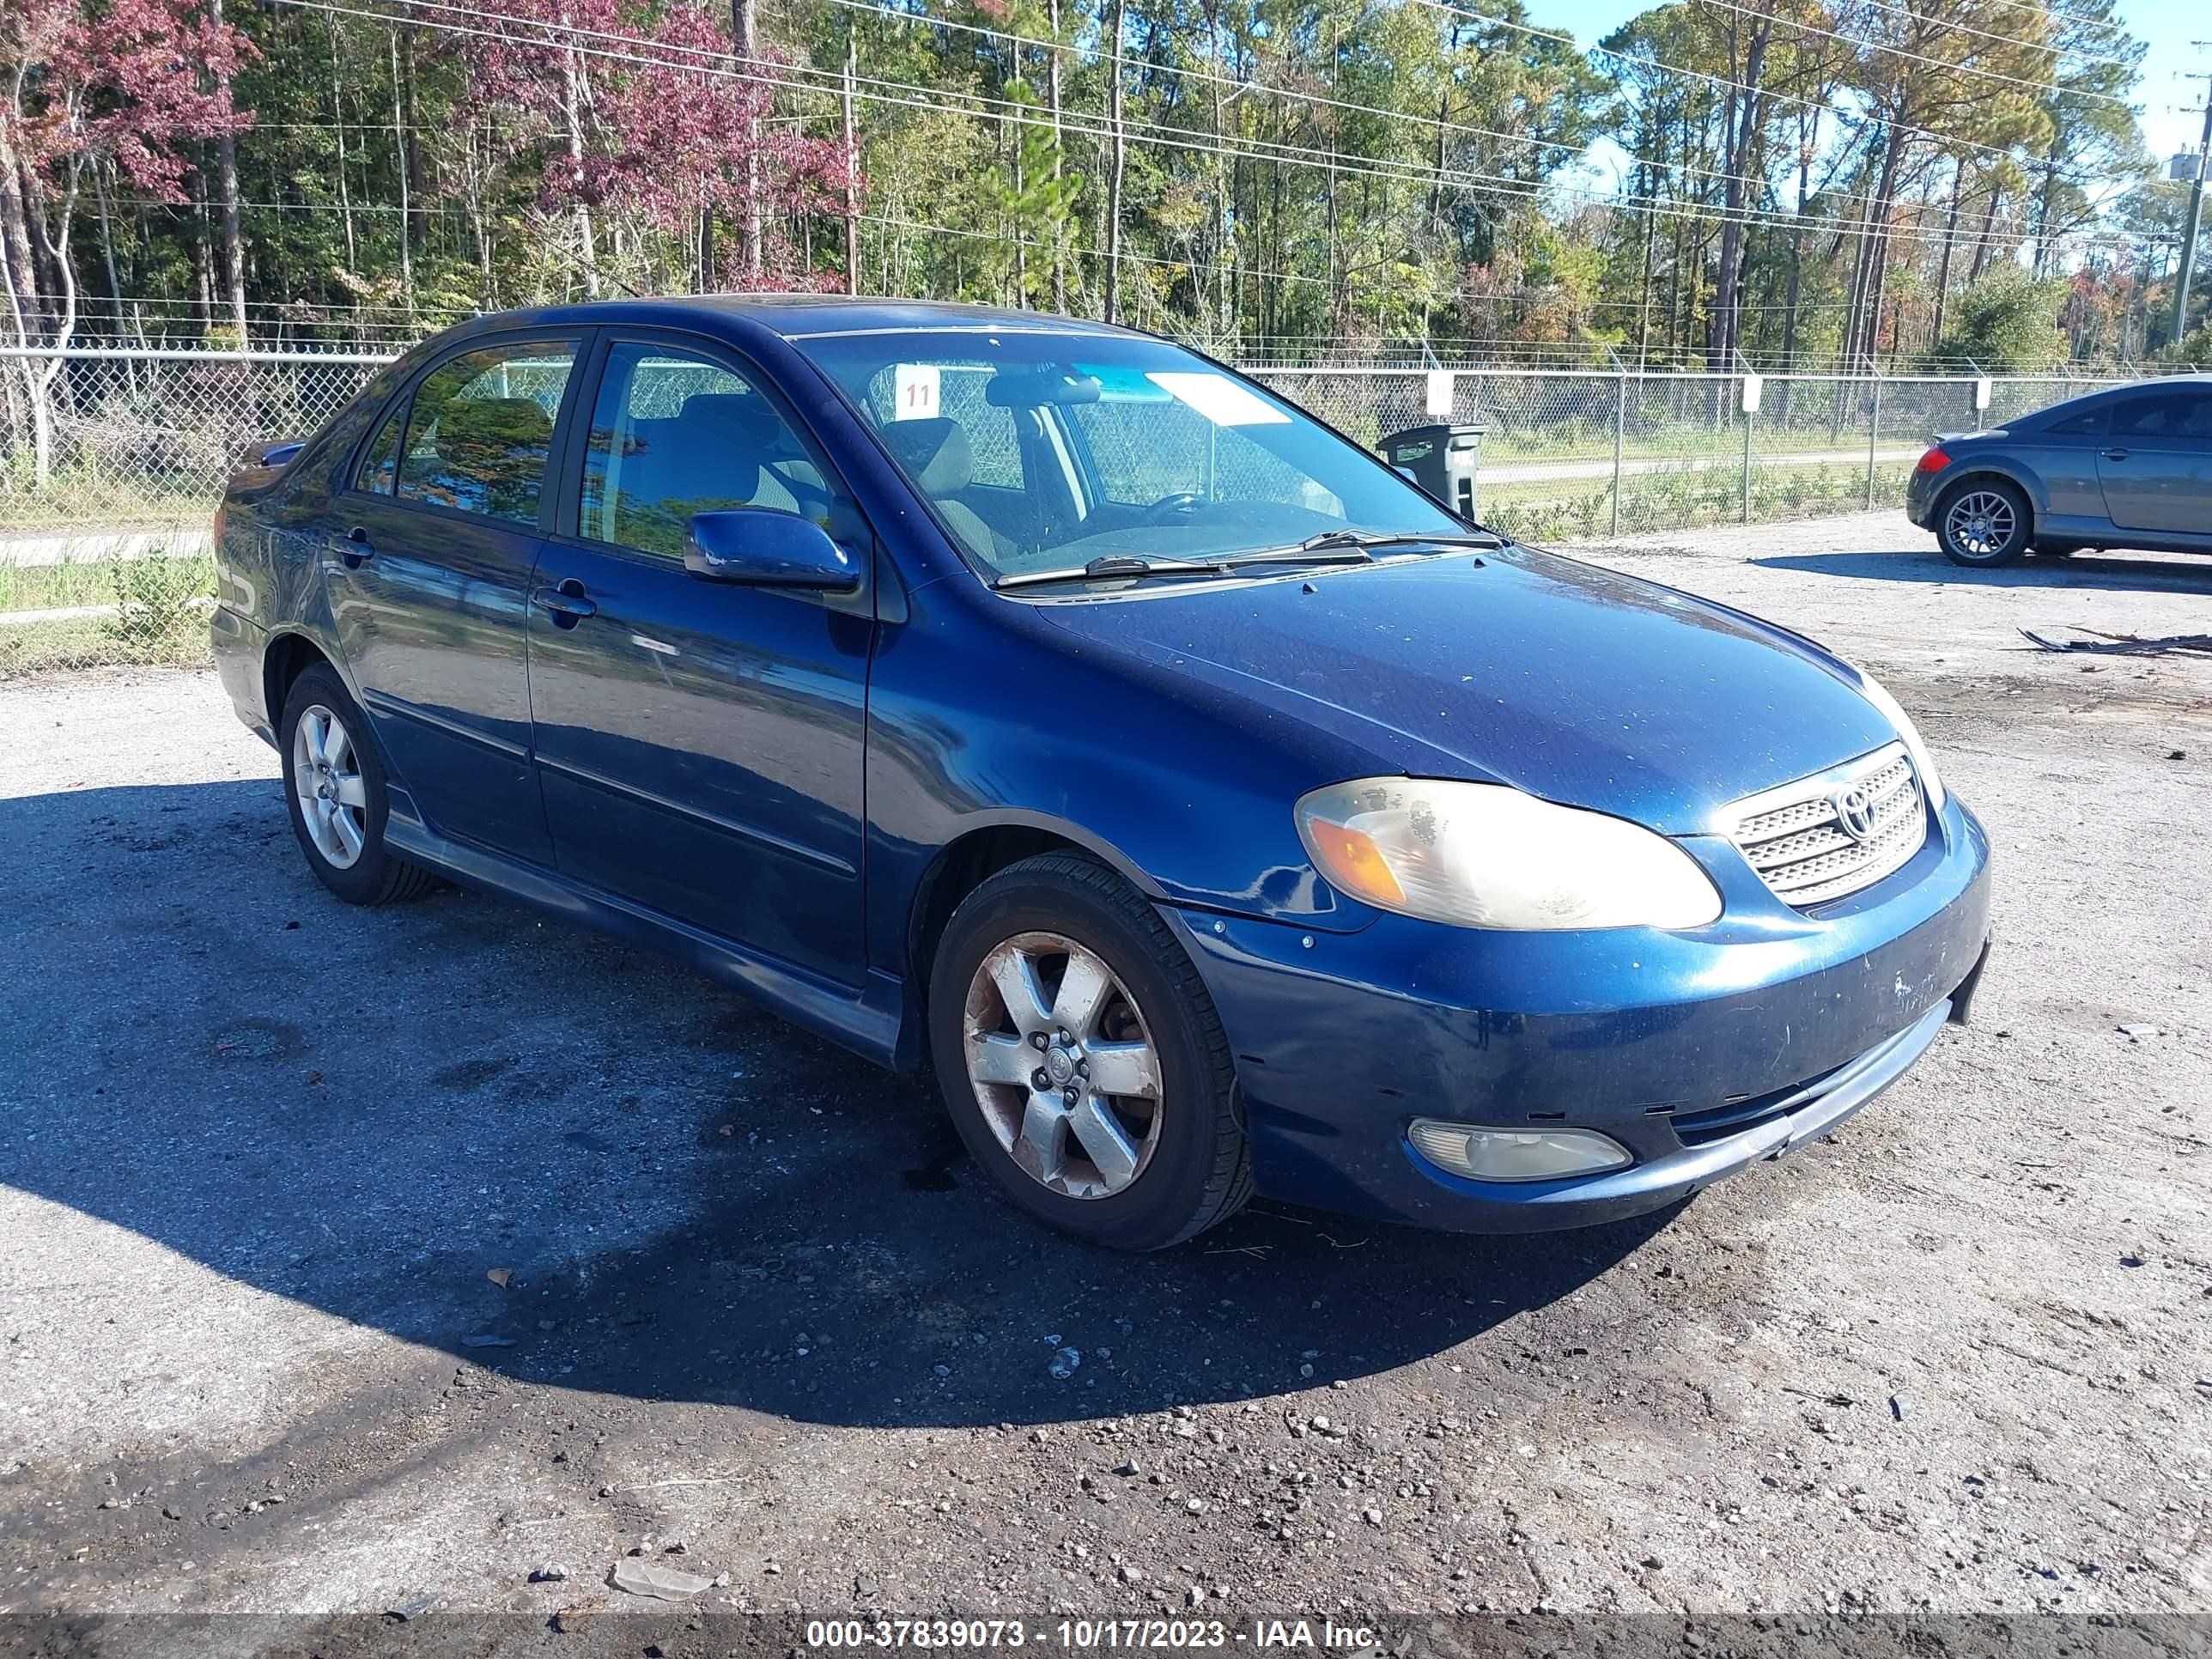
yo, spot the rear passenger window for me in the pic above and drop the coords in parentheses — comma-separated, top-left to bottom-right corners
(579, 342, 833, 559)
(358, 406, 404, 493)
(396, 340, 577, 523)
(2043, 405, 2105, 437)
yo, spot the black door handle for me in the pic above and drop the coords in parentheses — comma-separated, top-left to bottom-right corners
(2102, 447, 2130, 460)
(337, 525, 374, 568)
(532, 578, 598, 626)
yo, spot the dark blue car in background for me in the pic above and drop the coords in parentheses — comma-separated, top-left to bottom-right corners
(212, 297, 1993, 1250)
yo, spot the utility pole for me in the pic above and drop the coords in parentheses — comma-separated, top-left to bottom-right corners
(2171, 58, 2212, 354)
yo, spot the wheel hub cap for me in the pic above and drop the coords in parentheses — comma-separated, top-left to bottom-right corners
(961, 931, 1165, 1200)
(1946, 490, 2014, 557)
(291, 703, 368, 871)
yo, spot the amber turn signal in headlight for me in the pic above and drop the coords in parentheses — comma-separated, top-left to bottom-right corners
(1295, 777, 1723, 931)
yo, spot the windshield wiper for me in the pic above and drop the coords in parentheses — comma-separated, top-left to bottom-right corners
(1218, 546, 1381, 568)
(1297, 527, 1506, 553)
(993, 554, 1236, 591)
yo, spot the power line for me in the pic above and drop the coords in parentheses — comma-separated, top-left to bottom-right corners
(1407, 0, 2127, 182)
(1837, 0, 2138, 71)
(1688, 0, 2134, 107)
(825, 0, 1930, 236)
(275, 0, 2174, 255)
(1859, 0, 2137, 46)
(307, 0, 2136, 206)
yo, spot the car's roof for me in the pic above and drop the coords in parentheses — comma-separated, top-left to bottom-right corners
(2055, 371, 2212, 400)
(456, 294, 1143, 343)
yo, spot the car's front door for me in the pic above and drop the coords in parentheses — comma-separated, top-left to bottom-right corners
(2094, 388, 2212, 535)
(328, 335, 581, 863)
(526, 333, 873, 983)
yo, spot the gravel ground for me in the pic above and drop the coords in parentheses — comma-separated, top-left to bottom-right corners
(3, 511, 2209, 1637)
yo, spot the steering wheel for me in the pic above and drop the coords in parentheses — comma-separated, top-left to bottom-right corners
(1138, 491, 1205, 525)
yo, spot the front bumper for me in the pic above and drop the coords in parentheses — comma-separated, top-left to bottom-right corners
(1167, 794, 1992, 1233)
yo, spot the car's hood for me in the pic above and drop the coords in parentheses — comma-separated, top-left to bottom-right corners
(1031, 545, 1898, 835)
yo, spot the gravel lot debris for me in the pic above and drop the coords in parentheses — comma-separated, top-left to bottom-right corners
(2, 512, 2208, 1624)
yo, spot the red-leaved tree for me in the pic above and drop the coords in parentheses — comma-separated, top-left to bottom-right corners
(2, 0, 252, 480)
(454, 0, 854, 296)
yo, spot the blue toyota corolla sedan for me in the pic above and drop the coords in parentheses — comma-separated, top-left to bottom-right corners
(211, 296, 1993, 1250)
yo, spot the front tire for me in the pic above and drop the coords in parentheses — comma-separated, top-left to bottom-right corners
(927, 854, 1251, 1251)
(278, 664, 434, 906)
(1936, 479, 2031, 567)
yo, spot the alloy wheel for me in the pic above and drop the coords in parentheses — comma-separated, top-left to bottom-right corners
(292, 702, 368, 869)
(1942, 489, 2015, 559)
(961, 931, 1164, 1200)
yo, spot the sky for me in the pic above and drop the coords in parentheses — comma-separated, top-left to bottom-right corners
(1531, 0, 2207, 177)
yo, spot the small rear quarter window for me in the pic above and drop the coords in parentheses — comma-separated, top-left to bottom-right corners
(358, 404, 404, 493)
(2042, 404, 2106, 437)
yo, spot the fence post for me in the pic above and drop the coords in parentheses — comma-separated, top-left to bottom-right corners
(1865, 374, 1883, 511)
(1743, 398, 1755, 524)
(1734, 354, 1754, 525)
(1612, 365, 1627, 537)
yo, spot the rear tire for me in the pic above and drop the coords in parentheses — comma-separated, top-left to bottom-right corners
(278, 664, 435, 906)
(1935, 478, 2031, 567)
(927, 853, 1251, 1251)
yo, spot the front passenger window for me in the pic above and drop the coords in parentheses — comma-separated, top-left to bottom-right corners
(2110, 392, 2212, 441)
(580, 343, 833, 559)
(396, 341, 577, 524)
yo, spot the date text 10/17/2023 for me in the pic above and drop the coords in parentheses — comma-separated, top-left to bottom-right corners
(803, 1620, 1381, 1651)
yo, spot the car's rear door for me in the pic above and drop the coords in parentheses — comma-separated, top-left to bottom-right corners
(526, 331, 873, 983)
(329, 334, 582, 863)
(2094, 387, 2212, 535)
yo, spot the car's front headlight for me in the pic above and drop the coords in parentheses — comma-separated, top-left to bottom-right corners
(1294, 778, 1723, 931)
(1847, 665, 1947, 811)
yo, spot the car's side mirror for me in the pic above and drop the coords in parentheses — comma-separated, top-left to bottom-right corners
(683, 507, 861, 592)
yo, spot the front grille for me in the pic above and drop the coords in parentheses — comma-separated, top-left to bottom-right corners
(1726, 743, 1926, 908)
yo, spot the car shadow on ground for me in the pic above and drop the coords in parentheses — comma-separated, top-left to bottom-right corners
(1753, 548, 2212, 594)
(0, 776, 1668, 1431)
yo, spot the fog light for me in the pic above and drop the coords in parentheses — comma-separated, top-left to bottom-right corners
(1407, 1119, 1633, 1182)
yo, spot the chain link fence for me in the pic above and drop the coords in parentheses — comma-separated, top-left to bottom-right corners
(2, 346, 388, 677)
(1, 343, 2150, 675)
(1248, 365, 2150, 544)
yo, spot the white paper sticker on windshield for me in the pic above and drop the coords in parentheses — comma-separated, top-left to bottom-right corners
(1145, 372, 1290, 427)
(893, 362, 940, 421)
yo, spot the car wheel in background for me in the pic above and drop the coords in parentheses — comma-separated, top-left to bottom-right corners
(278, 664, 435, 906)
(928, 853, 1251, 1251)
(1935, 479, 2032, 567)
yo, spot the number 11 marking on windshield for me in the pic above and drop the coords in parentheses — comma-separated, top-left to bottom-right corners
(895, 363, 940, 421)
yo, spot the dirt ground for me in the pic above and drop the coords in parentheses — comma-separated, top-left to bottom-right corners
(3, 511, 2209, 1641)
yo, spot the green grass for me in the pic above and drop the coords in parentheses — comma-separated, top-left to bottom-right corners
(0, 546, 217, 676)
(0, 471, 216, 533)
(1477, 459, 1915, 544)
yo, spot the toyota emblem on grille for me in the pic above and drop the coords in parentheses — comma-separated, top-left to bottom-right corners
(1832, 783, 1878, 842)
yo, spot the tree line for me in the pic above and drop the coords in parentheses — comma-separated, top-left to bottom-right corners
(3, 0, 2204, 374)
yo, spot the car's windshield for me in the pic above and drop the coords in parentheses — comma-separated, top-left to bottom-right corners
(793, 328, 1467, 583)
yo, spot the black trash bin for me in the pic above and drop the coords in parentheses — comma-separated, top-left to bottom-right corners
(1379, 422, 1485, 520)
